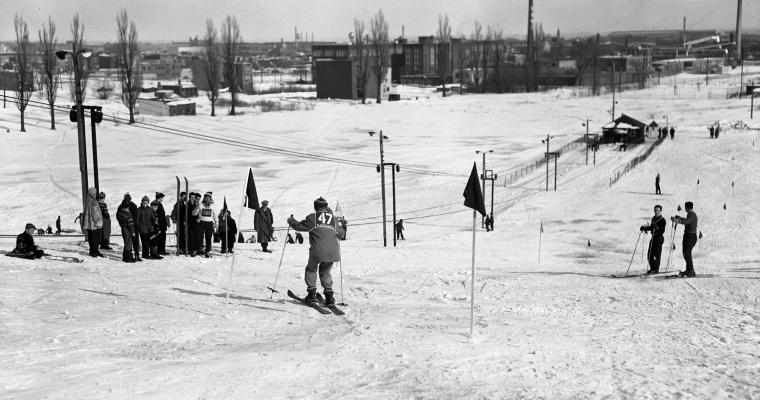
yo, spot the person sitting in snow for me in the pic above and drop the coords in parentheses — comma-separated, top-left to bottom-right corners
(287, 197, 344, 305)
(7, 223, 46, 259)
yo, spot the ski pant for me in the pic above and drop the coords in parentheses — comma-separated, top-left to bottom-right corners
(177, 223, 186, 252)
(156, 230, 167, 254)
(682, 233, 698, 272)
(655, 183, 661, 195)
(647, 234, 664, 271)
(188, 223, 201, 253)
(304, 253, 333, 291)
(220, 231, 235, 252)
(100, 218, 111, 248)
(139, 233, 156, 258)
(396, 229, 404, 240)
(86, 229, 102, 256)
(120, 224, 137, 261)
(200, 221, 214, 254)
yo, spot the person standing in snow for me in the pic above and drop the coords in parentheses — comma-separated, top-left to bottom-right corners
(669, 126, 675, 140)
(98, 192, 112, 250)
(188, 193, 202, 256)
(154, 192, 169, 255)
(671, 201, 699, 277)
(287, 197, 344, 305)
(198, 192, 217, 258)
(116, 193, 139, 262)
(171, 192, 187, 254)
(709, 125, 715, 139)
(655, 173, 662, 195)
(218, 208, 237, 254)
(55, 216, 61, 235)
(395, 219, 405, 240)
(136, 196, 157, 260)
(149, 201, 164, 260)
(640, 204, 667, 274)
(254, 200, 274, 253)
(83, 187, 104, 258)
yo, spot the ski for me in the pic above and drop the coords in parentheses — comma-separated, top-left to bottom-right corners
(175, 176, 181, 256)
(660, 273, 717, 279)
(287, 290, 330, 314)
(611, 271, 675, 279)
(2, 251, 83, 263)
(184, 177, 189, 257)
(316, 293, 345, 315)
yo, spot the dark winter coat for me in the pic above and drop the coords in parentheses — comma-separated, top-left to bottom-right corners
(156, 202, 168, 231)
(188, 202, 201, 226)
(116, 201, 135, 228)
(13, 232, 37, 254)
(674, 211, 698, 234)
(218, 214, 238, 240)
(171, 201, 186, 224)
(254, 207, 274, 243)
(288, 206, 343, 262)
(98, 201, 110, 220)
(128, 201, 139, 225)
(136, 205, 157, 234)
(641, 215, 667, 236)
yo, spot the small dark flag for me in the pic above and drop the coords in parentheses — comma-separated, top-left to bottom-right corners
(698, 231, 703, 239)
(697, 179, 700, 185)
(732, 181, 734, 187)
(463, 162, 486, 217)
(723, 203, 726, 210)
(540, 221, 544, 234)
(223, 196, 228, 212)
(587, 239, 591, 247)
(245, 168, 260, 211)
(677, 205, 682, 211)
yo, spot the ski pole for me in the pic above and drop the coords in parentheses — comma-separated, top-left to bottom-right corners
(268, 224, 290, 298)
(624, 231, 643, 276)
(664, 222, 677, 272)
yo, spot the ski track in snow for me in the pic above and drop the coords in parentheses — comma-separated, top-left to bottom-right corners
(1, 71, 760, 399)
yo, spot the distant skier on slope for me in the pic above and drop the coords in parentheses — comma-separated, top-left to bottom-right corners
(671, 201, 698, 277)
(640, 204, 667, 274)
(655, 173, 661, 195)
(287, 197, 344, 305)
(669, 126, 675, 140)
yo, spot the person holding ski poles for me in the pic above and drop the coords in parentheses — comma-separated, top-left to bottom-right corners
(287, 197, 345, 305)
(671, 201, 699, 277)
(640, 204, 667, 274)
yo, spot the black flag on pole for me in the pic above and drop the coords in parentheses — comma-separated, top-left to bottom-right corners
(245, 168, 260, 211)
(463, 162, 486, 217)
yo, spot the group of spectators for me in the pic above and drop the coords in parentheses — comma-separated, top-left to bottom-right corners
(170, 191, 239, 258)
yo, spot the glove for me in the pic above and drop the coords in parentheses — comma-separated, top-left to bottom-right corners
(639, 226, 646, 232)
(287, 217, 297, 225)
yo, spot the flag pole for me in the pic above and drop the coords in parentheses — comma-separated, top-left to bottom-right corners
(226, 169, 251, 306)
(470, 209, 476, 338)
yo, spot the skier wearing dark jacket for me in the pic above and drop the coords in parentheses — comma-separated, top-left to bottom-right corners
(116, 193, 139, 262)
(672, 202, 698, 277)
(171, 192, 187, 253)
(218, 209, 237, 254)
(287, 197, 345, 305)
(254, 200, 274, 252)
(154, 192, 169, 255)
(136, 196, 158, 260)
(98, 192, 112, 250)
(640, 204, 667, 274)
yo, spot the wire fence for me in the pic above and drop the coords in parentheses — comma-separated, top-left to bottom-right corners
(608, 135, 667, 187)
(503, 136, 587, 186)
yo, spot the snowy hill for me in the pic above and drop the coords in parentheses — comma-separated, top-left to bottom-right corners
(1, 69, 759, 399)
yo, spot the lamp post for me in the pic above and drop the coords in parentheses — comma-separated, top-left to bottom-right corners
(751, 89, 756, 119)
(56, 49, 91, 215)
(370, 130, 389, 246)
(475, 150, 493, 227)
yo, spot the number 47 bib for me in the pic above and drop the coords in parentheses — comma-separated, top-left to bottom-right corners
(316, 212, 334, 228)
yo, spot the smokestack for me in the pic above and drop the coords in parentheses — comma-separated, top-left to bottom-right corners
(682, 17, 686, 46)
(735, 0, 743, 61)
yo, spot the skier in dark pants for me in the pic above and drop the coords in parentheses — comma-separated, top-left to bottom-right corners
(218, 208, 237, 254)
(8, 223, 46, 259)
(395, 219, 405, 240)
(126, 193, 140, 258)
(171, 192, 187, 254)
(198, 192, 217, 257)
(188, 193, 202, 256)
(149, 201, 164, 259)
(640, 204, 667, 274)
(98, 192, 112, 250)
(136, 196, 158, 260)
(287, 197, 345, 305)
(55, 216, 61, 235)
(254, 200, 274, 252)
(154, 192, 169, 255)
(655, 173, 661, 195)
(116, 193, 139, 262)
(672, 201, 698, 277)
(709, 125, 715, 139)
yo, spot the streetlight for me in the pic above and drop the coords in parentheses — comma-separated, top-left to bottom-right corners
(369, 130, 390, 247)
(56, 49, 91, 215)
(475, 150, 493, 228)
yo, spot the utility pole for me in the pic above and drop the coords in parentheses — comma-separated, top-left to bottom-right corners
(584, 118, 589, 165)
(735, 0, 743, 62)
(593, 33, 599, 96)
(526, 0, 535, 92)
(611, 58, 616, 121)
(542, 134, 552, 191)
(476, 150, 492, 228)
(483, 169, 498, 218)
(370, 130, 388, 247)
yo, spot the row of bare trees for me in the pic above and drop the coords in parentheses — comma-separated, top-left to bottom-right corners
(201, 16, 241, 116)
(352, 9, 389, 104)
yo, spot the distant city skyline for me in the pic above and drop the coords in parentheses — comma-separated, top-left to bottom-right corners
(1, 0, 757, 44)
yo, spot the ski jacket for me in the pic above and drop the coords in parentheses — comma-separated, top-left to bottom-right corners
(83, 190, 103, 231)
(641, 215, 667, 236)
(188, 202, 201, 225)
(171, 201, 186, 224)
(136, 205, 157, 234)
(116, 201, 135, 227)
(288, 206, 343, 262)
(13, 232, 37, 254)
(98, 201, 110, 220)
(199, 203, 217, 225)
(254, 207, 274, 243)
(674, 211, 698, 235)
(156, 203, 168, 231)
(218, 215, 237, 238)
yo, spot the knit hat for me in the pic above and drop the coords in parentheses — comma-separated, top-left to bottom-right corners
(685, 201, 693, 210)
(124, 192, 131, 201)
(204, 192, 212, 199)
(25, 223, 36, 230)
(155, 192, 165, 199)
(150, 200, 160, 207)
(313, 197, 328, 210)
(98, 192, 106, 200)
(141, 195, 150, 203)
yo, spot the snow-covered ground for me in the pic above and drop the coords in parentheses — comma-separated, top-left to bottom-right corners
(1, 69, 759, 399)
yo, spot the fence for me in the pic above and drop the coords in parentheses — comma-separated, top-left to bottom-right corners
(503, 136, 587, 186)
(608, 135, 667, 187)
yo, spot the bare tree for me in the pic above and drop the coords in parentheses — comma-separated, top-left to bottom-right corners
(353, 19, 370, 104)
(221, 15, 241, 115)
(436, 14, 451, 97)
(492, 27, 504, 93)
(116, 9, 142, 124)
(13, 15, 33, 132)
(481, 26, 493, 93)
(470, 21, 483, 93)
(370, 9, 389, 104)
(204, 19, 221, 116)
(38, 16, 58, 130)
(70, 13, 89, 103)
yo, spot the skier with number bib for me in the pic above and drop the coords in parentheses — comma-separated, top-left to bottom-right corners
(287, 197, 345, 305)
(640, 204, 667, 274)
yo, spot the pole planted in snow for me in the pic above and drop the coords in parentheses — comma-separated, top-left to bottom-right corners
(470, 209, 476, 338)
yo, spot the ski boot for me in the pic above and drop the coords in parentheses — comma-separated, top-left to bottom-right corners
(304, 289, 317, 303)
(323, 290, 335, 306)
(679, 269, 696, 278)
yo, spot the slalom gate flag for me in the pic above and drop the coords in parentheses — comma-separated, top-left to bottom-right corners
(245, 168, 260, 211)
(223, 196, 228, 212)
(463, 162, 486, 217)
(540, 221, 544, 233)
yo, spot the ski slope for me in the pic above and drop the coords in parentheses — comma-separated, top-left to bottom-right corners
(1, 69, 759, 399)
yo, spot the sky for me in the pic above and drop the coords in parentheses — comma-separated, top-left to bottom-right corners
(0, 0, 757, 44)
